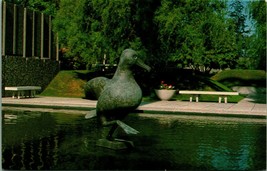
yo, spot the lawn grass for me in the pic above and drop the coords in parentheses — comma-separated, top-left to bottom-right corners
(144, 75, 245, 103)
(41, 70, 89, 98)
(143, 92, 244, 103)
(42, 70, 246, 103)
(173, 93, 244, 103)
(211, 70, 266, 87)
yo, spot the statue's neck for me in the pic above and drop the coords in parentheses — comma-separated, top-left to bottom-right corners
(113, 66, 134, 80)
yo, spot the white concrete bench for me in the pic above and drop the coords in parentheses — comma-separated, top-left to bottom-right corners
(5, 86, 41, 99)
(179, 90, 239, 103)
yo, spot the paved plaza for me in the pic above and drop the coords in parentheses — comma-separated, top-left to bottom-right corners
(2, 94, 266, 117)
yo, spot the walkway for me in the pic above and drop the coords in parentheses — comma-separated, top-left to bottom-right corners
(2, 95, 266, 117)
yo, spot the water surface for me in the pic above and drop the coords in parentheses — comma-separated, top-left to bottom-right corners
(2, 110, 266, 170)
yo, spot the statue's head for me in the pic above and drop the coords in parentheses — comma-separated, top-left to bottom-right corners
(119, 49, 151, 72)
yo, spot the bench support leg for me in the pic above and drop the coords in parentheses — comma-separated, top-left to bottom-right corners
(189, 95, 199, 102)
(22, 91, 25, 98)
(196, 95, 199, 102)
(18, 91, 21, 99)
(31, 90, 36, 97)
(219, 97, 222, 103)
(224, 96, 227, 103)
(27, 90, 31, 97)
(18, 90, 26, 99)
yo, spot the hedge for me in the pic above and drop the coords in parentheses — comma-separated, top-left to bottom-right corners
(2, 56, 60, 97)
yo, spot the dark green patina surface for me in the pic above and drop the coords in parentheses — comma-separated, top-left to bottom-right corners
(84, 49, 151, 141)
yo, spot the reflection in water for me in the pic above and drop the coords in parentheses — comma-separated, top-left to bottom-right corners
(2, 110, 266, 170)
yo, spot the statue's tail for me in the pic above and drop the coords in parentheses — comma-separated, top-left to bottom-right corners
(85, 110, 97, 119)
(84, 77, 109, 100)
(117, 120, 139, 134)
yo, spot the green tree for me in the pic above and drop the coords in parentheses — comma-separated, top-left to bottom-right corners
(248, 0, 266, 70)
(229, 0, 251, 69)
(53, 0, 153, 69)
(154, 0, 236, 73)
(25, 0, 59, 15)
(53, 0, 93, 69)
(5, 0, 58, 15)
(229, 0, 248, 38)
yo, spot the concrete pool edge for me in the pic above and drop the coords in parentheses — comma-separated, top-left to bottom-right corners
(2, 105, 266, 120)
(2, 96, 266, 118)
(135, 110, 266, 119)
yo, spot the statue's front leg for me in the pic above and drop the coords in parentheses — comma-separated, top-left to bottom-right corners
(96, 115, 138, 150)
(99, 115, 118, 140)
(106, 124, 118, 140)
(99, 115, 139, 140)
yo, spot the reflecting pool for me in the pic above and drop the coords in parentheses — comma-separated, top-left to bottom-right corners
(2, 110, 266, 170)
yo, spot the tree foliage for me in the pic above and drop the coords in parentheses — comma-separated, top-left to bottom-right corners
(248, 0, 266, 70)
(228, 0, 251, 69)
(53, 0, 156, 69)
(229, 0, 248, 36)
(9, 0, 265, 71)
(5, 0, 59, 15)
(154, 0, 237, 72)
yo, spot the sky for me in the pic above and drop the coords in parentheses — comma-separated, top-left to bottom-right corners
(227, 0, 256, 35)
